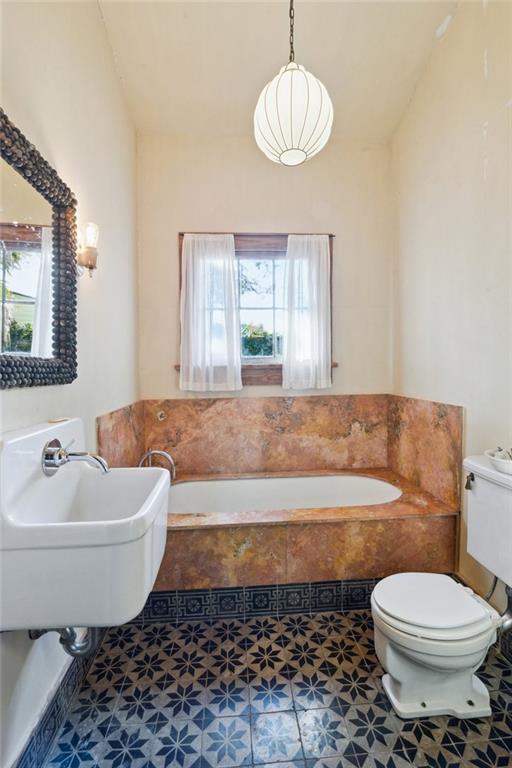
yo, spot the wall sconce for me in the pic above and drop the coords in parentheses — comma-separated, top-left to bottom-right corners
(77, 222, 99, 277)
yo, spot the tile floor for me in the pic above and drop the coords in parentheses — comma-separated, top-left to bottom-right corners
(45, 610, 512, 768)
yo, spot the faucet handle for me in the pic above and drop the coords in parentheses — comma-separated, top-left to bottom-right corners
(42, 438, 68, 477)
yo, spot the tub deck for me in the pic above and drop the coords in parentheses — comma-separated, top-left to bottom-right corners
(168, 467, 455, 529)
(154, 468, 458, 591)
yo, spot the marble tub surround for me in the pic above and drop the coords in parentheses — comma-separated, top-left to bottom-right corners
(388, 395, 463, 510)
(155, 514, 456, 590)
(96, 399, 145, 468)
(95, 394, 461, 591)
(156, 470, 457, 590)
(96, 395, 463, 498)
(168, 468, 456, 529)
(144, 395, 389, 475)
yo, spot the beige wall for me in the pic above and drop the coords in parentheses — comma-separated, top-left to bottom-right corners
(137, 135, 395, 399)
(392, 2, 512, 599)
(0, 4, 137, 766)
(1, 162, 52, 225)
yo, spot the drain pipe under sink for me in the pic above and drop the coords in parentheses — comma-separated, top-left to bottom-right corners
(28, 626, 102, 657)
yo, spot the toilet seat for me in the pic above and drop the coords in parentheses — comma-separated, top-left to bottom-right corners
(372, 573, 498, 644)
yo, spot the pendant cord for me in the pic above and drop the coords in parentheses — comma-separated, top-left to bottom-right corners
(289, 0, 295, 62)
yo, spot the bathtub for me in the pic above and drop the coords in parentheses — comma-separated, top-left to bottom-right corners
(168, 474, 402, 515)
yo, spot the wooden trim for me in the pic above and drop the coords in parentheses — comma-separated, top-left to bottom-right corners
(0, 223, 43, 245)
(174, 362, 338, 387)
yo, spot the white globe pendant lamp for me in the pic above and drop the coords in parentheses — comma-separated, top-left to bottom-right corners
(254, 0, 333, 166)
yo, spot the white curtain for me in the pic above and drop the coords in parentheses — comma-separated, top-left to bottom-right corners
(180, 233, 242, 391)
(31, 226, 53, 358)
(282, 234, 332, 390)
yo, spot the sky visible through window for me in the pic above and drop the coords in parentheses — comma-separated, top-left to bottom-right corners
(238, 254, 285, 361)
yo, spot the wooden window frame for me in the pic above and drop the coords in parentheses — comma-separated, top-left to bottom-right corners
(177, 232, 336, 386)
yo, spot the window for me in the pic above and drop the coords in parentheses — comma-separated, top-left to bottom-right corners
(0, 224, 42, 354)
(178, 233, 334, 386)
(239, 254, 285, 363)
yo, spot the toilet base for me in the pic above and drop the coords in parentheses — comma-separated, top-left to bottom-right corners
(382, 672, 492, 719)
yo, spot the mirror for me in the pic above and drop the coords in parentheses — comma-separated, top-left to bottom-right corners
(1, 162, 53, 357)
(0, 108, 78, 388)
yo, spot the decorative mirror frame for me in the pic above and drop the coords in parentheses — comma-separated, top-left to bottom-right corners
(0, 108, 78, 388)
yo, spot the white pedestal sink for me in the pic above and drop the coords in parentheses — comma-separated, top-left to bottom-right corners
(0, 418, 169, 630)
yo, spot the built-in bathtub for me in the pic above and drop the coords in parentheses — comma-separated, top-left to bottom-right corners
(169, 474, 402, 515)
(154, 468, 458, 590)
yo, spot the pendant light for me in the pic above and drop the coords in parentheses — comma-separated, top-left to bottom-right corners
(254, 0, 333, 166)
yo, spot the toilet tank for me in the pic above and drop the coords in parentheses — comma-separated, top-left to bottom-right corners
(464, 456, 512, 587)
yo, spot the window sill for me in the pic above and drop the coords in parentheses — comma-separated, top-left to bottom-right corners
(174, 363, 338, 387)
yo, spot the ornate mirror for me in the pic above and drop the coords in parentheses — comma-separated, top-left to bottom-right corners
(0, 108, 77, 388)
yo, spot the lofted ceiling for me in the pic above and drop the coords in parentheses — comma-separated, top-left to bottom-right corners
(99, 1, 457, 142)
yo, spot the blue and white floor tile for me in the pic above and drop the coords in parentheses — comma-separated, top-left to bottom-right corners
(45, 610, 512, 768)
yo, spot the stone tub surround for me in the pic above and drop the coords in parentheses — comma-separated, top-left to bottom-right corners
(95, 399, 145, 468)
(388, 395, 463, 510)
(155, 469, 456, 590)
(144, 395, 390, 475)
(96, 394, 463, 508)
(96, 394, 461, 590)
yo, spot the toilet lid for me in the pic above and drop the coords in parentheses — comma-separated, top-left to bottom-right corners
(372, 573, 489, 630)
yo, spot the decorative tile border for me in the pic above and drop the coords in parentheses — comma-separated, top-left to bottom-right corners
(15, 647, 97, 768)
(140, 578, 380, 624)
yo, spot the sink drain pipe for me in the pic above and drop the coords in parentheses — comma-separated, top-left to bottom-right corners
(28, 627, 102, 658)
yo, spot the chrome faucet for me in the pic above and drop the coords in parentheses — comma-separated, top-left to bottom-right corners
(138, 448, 176, 480)
(42, 438, 110, 477)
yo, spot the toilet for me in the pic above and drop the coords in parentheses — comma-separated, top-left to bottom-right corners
(371, 455, 512, 719)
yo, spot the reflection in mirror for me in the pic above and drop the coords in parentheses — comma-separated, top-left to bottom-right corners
(0, 161, 53, 358)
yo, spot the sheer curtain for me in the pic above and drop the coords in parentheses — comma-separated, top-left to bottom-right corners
(180, 233, 242, 391)
(31, 226, 53, 358)
(282, 234, 332, 390)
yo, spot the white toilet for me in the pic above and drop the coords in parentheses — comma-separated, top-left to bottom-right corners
(371, 455, 512, 719)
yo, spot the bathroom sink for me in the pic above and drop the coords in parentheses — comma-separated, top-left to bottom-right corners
(0, 418, 169, 631)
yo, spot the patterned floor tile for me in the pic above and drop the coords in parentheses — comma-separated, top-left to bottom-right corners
(257, 762, 305, 768)
(280, 614, 318, 640)
(205, 644, 247, 677)
(306, 749, 424, 767)
(154, 678, 208, 720)
(96, 724, 156, 767)
(292, 671, 337, 710)
(244, 616, 281, 641)
(298, 708, 350, 759)
(250, 674, 295, 713)
(252, 711, 304, 764)
(246, 640, 288, 675)
(203, 678, 251, 716)
(203, 715, 252, 767)
(43, 608, 512, 768)
(46, 727, 105, 767)
(152, 720, 202, 767)
(115, 684, 161, 726)
(330, 668, 381, 706)
(345, 704, 401, 753)
(66, 688, 119, 735)
(477, 649, 512, 693)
